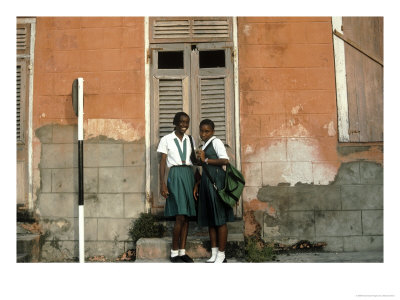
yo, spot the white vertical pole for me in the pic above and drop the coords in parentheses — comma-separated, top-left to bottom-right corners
(78, 78, 85, 263)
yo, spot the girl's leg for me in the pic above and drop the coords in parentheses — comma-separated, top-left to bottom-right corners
(179, 215, 189, 249)
(217, 224, 228, 252)
(214, 224, 228, 263)
(206, 226, 218, 263)
(209, 226, 218, 248)
(177, 215, 194, 262)
(172, 215, 185, 250)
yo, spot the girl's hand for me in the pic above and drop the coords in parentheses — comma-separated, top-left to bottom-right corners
(193, 182, 199, 201)
(197, 150, 206, 162)
(160, 183, 169, 198)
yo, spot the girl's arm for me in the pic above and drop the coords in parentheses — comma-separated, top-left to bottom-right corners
(193, 181, 200, 201)
(197, 150, 229, 166)
(159, 153, 169, 198)
(193, 168, 201, 201)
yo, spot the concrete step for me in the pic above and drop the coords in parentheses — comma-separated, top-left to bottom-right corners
(17, 223, 41, 263)
(136, 233, 245, 262)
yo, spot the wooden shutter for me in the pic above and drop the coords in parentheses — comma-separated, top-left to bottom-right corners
(150, 17, 232, 43)
(200, 77, 226, 143)
(17, 23, 31, 55)
(17, 60, 27, 144)
(195, 43, 234, 148)
(153, 19, 191, 40)
(192, 19, 230, 39)
(342, 17, 383, 142)
(158, 79, 184, 138)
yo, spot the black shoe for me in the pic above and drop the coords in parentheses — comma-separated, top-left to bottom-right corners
(223, 258, 227, 263)
(179, 254, 194, 263)
(170, 256, 184, 263)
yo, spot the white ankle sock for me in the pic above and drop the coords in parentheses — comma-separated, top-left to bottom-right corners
(171, 249, 179, 257)
(214, 250, 225, 263)
(206, 247, 218, 262)
(178, 249, 186, 256)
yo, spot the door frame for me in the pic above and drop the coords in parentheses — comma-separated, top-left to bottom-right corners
(144, 16, 242, 216)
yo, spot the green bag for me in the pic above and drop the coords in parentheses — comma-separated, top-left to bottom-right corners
(202, 162, 245, 208)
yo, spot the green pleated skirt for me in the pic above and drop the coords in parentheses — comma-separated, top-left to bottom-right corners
(197, 165, 235, 227)
(165, 166, 196, 217)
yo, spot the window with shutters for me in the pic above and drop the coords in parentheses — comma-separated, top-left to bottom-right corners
(333, 17, 383, 142)
(149, 17, 236, 212)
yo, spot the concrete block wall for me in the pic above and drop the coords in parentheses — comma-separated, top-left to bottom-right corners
(237, 17, 383, 251)
(258, 161, 383, 251)
(32, 17, 146, 261)
(36, 124, 145, 261)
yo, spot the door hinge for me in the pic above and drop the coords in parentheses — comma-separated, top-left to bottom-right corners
(147, 48, 163, 64)
(349, 129, 360, 134)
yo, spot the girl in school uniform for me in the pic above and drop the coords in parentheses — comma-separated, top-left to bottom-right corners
(157, 112, 197, 263)
(194, 119, 235, 263)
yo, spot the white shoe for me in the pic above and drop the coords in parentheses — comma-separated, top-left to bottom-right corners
(206, 247, 218, 263)
(214, 251, 226, 263)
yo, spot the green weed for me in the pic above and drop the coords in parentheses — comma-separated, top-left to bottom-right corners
(128, 213, 166, 245)
(245, 236, 276, 262)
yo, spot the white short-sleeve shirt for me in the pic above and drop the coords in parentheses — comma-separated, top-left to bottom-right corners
(157, 132, 196, 168)
(201, 136, 229, 160)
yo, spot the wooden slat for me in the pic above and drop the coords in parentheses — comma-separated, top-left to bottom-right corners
(159, 79, 183, 138)
(154, 19, 190, 39)
(200, 77, 226, 142)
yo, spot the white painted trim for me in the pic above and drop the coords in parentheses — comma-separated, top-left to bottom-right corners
(79, 205, 85, 263)
(78, 78, 84, 140)
(332, 17, 349, 142)
(233, 17, 241, 171)
(27, 20, 36, 211)
(144, 17, 151, 213)
(17, 18, 36, 24)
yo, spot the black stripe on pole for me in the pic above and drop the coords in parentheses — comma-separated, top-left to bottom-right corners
(78, 140, 84, 206)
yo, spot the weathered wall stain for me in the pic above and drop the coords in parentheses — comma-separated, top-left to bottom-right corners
(254, 161, 383, 251)
(86, 119, 145, 142)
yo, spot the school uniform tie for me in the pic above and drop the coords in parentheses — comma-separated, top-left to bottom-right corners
(174, 138, 187, 165)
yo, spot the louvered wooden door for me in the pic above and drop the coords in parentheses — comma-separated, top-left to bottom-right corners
(192, 42, 234, 147)
(150, 41, 236, 214)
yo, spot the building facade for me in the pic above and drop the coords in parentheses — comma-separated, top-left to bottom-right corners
(17, 16, 383, 261)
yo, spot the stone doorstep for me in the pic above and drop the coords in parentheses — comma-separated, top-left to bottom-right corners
(136, 233, 244, 261)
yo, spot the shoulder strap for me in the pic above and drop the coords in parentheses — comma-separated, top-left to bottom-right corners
(201, 137, 219, 192)
(203, 137, 216, 152)
(202, 163, 219, 193)
(189, 135, 195, 153)
(189, 135, 198, 165)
